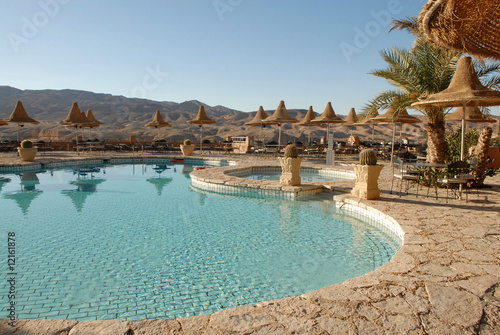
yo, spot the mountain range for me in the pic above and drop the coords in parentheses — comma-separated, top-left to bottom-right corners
(1, 86, 493, 144)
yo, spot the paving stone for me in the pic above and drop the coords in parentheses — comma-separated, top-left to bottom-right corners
(303, 284, 369, 302)
(131, 319, 181, 334)
(380, 314, 421, 334)
(356, 286, 391, 300)
(257, 296, 321, 318)
(316, 316, 352, 335)
(425, 283, 483, 328)
(372, 296, 414, 315)
(315, 301, 357, 319)
(450, 262, 488, 276)
(68, 320, 131, 335)
(455, 250, 497, 262)
(479, 264, 500, 277)
(272, 313, 315, 333)
(354, 318, 386, 334)
(404, 291, 429, 314)
(178, 314, 210, 334)
(415, 263, 459, 277)
(0, 319, 77, 335)
(208, 305, 273, 333)
(421, 314, 473, 335)
(388, 285, 405, 296)
(356, 304, 380, 321)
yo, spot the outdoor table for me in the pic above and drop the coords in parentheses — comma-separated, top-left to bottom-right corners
(405, 162, 448, 198)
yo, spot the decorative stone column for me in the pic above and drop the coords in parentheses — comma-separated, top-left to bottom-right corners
(351, 164, 384, 200)
(278, 157, 303, 186)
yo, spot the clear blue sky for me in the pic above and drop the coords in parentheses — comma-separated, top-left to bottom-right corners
(1, 0, 464, 116)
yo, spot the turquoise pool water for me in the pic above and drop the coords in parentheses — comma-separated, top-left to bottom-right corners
(233, 169, 347, 182)
(0, 161, 400, 321)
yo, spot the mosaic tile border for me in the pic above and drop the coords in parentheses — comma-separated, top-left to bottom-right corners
(190, 164, 355, 199)
(334, 195, 405, 243)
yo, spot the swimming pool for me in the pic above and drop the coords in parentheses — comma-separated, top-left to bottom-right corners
(0, 161, 400, 321)
(229, 166, 353, 182)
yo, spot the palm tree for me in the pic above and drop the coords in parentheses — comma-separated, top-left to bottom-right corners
(364, 18, 500, 163)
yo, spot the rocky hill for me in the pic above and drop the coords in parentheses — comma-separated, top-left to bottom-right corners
(1, 86, 494, 145)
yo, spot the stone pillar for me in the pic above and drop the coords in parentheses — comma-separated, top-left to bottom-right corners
(351, 164, 384, 200)
(278, 157, 303, 186)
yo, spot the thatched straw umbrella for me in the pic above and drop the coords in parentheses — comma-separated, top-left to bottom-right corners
(262, 101, 299, 150)
(2, 101, 40, 143)
(446, 106, 497, 124)
(311, 102, 346, 142)
(311, 102, 345, 165)
(59, 102, 93, 153)
(412, 56, 500, 160)
(355, 110, 380, 142)
(371, 107, 422, 164)
(244, 106, 269, 147)
(419, 0, 500, 59)
(145, 110, 172, 141)
(295, 106, 321, 143)
(187, 106, 216, 153)
(344, 108, 359, 125)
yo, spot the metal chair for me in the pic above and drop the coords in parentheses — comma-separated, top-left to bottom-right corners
(436, 161, 470, 203)
(391, 157, 420, 196)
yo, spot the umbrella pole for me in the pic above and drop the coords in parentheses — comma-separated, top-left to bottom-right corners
(75, 127, 79, 154)
(460, 101, 466, 161)
(17, 124, 21, 144)
(391, 124, 396, 166)
(278, 124, 282, 151)
(200, 125, 203, 154)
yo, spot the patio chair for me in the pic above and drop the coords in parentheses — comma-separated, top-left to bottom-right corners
(436, 161, 471, 203)
(391, 157, 420, 197)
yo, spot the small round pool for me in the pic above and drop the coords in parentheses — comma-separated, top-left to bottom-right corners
(0, 161, 400, 321)
(229, 166, 354, 183)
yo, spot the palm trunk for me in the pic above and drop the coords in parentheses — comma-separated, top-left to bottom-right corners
(472, 126, 493, 187)
(426, 122, 446, 163)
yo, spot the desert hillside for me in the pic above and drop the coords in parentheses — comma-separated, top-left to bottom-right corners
(0, 86, 497, 144)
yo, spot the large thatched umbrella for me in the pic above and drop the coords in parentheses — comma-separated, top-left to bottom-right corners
(145, 110, 172, 140)
(262, 100, 299, 150)
(419, 0, 500, 59)
(412, 56, 500, 160)
(311, 102, 345, 165)
(446, 106, 497, 124)
(244, 106, 269, 147)
(2, 101, 40, 143)
(295, 106, 321, 143)
(59, 102, 93, 153)
(355, 110, 380, 142)
(311, 102, 346, 143)
(371, 107, 422, 164)
(187, 106, 216, 153)
(344, 108, 359, 125)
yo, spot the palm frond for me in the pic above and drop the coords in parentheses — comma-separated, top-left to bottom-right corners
(389, 17, 420, 36)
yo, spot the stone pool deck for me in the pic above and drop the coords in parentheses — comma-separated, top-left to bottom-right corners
(0, 152, 499, 334)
